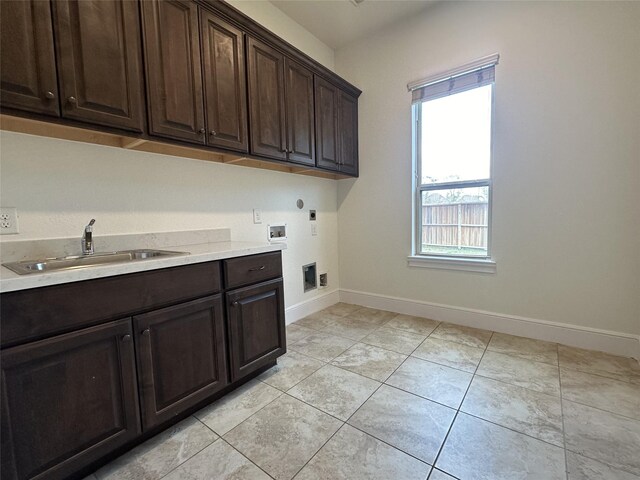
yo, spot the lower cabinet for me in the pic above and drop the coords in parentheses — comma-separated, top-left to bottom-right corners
(0, 254, 285, 479)
(226, 278, 286, 382)
(0, 319, 140, 480)
(134, 295, 228, 429)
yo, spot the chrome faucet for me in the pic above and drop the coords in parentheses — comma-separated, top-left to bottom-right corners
(82, 219, 96, 255)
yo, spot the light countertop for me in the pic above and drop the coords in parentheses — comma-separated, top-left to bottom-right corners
(1, 240, 285, 293)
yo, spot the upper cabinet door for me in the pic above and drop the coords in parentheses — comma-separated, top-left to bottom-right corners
(141, 0, 205, 144)
(247, 37, 287, 160)
(338, 91, 358, 176)
(314, 76, 339, 171)
(285, 59, 315, 166)
(200, 10, 248, 153)
(53, 0, 144, 132)
(0, 0, 59, 116)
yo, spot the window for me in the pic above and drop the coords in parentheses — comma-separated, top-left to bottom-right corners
(409, 56, 497, 269)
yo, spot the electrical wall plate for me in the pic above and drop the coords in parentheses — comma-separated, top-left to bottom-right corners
(0, 207, 19, 235)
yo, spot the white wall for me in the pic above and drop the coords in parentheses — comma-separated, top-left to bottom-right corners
(0, 5, 338, 312)
(335, 1, 640, 336)
(227, 0, 334, 69)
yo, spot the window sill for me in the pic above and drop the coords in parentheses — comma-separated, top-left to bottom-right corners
(407, 255, 496, 274)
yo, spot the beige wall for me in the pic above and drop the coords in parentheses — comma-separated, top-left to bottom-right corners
(0, 4, 338, 311)
(227, 0, 334, 69)
(335, 1, 640, 335)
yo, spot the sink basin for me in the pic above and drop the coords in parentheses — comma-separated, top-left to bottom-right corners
(2, 249, 189, 275)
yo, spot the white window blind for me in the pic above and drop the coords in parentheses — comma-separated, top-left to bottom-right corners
(408, 54, 499, 104)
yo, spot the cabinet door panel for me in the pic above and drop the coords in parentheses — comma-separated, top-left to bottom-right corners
(247, 37, 287, 160)
(0, 0, 59, 116)
(338, 91, 358, 176)
(201, 10, 248, 152)
(227, 279, 285, 382)
(142, 0, 205, 144)
(285, 59, 315, 166)
(314, 76, 339, 171)
(134, 295, 227, 430)
(1, 319, 139, 480)
(53, 0, 144, 131)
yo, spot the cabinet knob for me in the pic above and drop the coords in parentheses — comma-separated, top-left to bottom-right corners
(142, 329, 150, 336)
(210, 130, 217, 136)
(45, 91, 55, 100)
(232, 301, 239, 307)
(198, 128, 205, 134)
(67, 96, 77, 105)
(121, 334, 131, 342)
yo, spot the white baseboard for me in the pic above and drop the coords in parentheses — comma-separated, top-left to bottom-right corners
(285, 289, 340, 325)
(340, 289, 640, 360)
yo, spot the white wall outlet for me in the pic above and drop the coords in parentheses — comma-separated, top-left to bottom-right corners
(253, 208, 262, 224)
(0, 207, 19, 235)
(311, 223, 317, 236)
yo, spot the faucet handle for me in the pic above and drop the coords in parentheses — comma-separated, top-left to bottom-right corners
(85, 218, 95, 231)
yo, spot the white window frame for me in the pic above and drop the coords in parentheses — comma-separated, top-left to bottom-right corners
(408, 57, 498, 273)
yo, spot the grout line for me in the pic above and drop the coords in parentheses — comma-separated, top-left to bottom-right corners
(156, 417, 220, 480)
(564, 450, 640, 478)
(429, 331, 494, 472)
(289, 348, 433, 477)
(558, 343, 570, 480)
(221, 438, 276, 479)
(559, 396, 640, 422)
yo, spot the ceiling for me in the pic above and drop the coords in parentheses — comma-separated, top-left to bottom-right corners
(270, 0, 438, 50)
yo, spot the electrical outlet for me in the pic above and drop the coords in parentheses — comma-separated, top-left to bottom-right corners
(253, 209, 262, 224)
(310, 223, 317, 236)
(319, 273, 328, 287)
(309, 209, 316, 221)
(0, 207, 19, 235)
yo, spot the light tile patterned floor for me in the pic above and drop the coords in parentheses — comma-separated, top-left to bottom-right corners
(91, 303, 640, 480)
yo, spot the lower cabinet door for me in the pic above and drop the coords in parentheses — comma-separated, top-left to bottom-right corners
(0, 319, 140, 480)
(134, 295, 228, 429)
(226, 278, 286, 382)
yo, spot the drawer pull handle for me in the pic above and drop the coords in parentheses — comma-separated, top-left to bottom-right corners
(142, 329, 150, 336)
(121, 334, 131, 342)
(249, 265, 266, 271)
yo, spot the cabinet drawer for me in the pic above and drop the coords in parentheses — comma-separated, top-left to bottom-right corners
(223, 252, 282, 289)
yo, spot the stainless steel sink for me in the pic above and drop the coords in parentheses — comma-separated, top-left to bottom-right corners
(2, 249, 189, 275)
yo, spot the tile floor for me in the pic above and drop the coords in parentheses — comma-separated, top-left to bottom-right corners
(89, 303, 640, 480)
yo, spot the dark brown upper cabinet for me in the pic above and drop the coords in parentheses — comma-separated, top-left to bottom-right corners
(142, 0, 206, 144)
(134, 295, 228, 430)
(0, 0, 59, 116)
(200, 9, 248, 153)
(338, 90, 359, 176)
(285, 59, 315, 166)
(315, 76, 359, 174)
(315, 76, 339, 170)
(0, 0, 360, 178)
(247, 36, 287, 160)
(226, 278, 285, 382)
(52, 0, 145, 132)
(1, 319, 140, 480)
